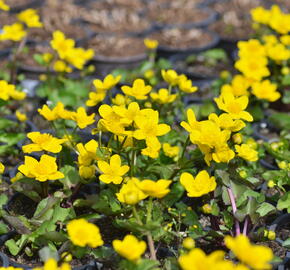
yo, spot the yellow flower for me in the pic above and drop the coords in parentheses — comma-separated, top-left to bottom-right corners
(0, 162, 4, 174)
(161, 69, 180, 86)
(209, 113, 245, 132)
(178, 248, 225, 270)
(113, 235, 146, 261)
(163, 143, 180, 158)
(97, 154, 129, 184)
(121, 79, 152, 100)
(17, 9, 43, 28)
(266, 43, 290, 62)
(53, 60, 72, 73)
(214, 92, 253, 121)
(182, 237, 195, 250)
(221, 75, 251, 97)
(235, 144, 258, 162)
(150, 88, 177, 104)
(67, 219, 103, 248)
(251, 80, 281, 102)
(98, 104, 127, 135)
(15, 110, 27, 122)
(50, 31, 75, 60)
(33, 258, 71, 270)
(86, 91, 106, 107)
(180, 171, 216, 197)
(237, 39, 266, 58)
(18, 155, 64, 182)
(71, 107, 95, 129)
(0, 0, 9, 11)
(235, 57, 270, 81)
(178, 76, 198, 93)
(180, 109, 199, 134)
(280, 35, 290, 46)
(65, 47, 94, 70)
(113, 102, 142, 125)
(141, 137, 161, 159)
(137, 179, 172, 198)
(144, 38, 158, 50)
(0, 80, 26, 101)
(11, 172, 23, 183)
(22, 132, 67, 153)
(251, 6, 271, 24)
(225, 235, 273, 270)
(269, 5, 290, 35)
(76, 139, 99, 166)
(42, 53, 53, 63)
(0, 23, 26, 41)
(116, 177, 148, 205)
(79, 165, 96, 179)
(112, 94, 131, 106)
(134, 110, 170, 140)
(38, 102, 73, 121)
(93, 74, 121, 92)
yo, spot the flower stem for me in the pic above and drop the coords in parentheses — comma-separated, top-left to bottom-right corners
(243, 216, 249, 236)
(227, 187, 240, 236)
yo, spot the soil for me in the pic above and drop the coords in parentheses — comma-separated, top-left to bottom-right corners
(209, 0, 260, 40)
(82, 8, 151, 34)
(32, 0, 89, 42)
(148, 28, 214, 49)
(18, 45, 52, 68)
(88, 34, 146, 58)
(173, 55, 234, 78)
(5, 0, 35, 8)
(147, 3, 213, 26)
(88, 0, 146, 10)
(149, 0, 205, 6)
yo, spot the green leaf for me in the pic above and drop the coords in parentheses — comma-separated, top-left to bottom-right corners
(269, 113, 290, 131)
(282, 74, 290, 86)
(277, 192, 290, 211)
(162, 182, 184, 207)
(0, 221, 8, 234)
(256, 202, 276, 217)
(0, 118, 15, 129)
(33, 197, 59, 220)
(5, 239, 21, 256)
(60, 165, 82, 189)
(0, 194, 8, 208)
(282, 238, 290, 248)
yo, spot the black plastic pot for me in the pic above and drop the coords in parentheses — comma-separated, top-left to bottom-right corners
(0, 252, 9, 267)
(268, 214, 290, 270)
(88, 33, 148, 77)
(9, 0, 43, 13)
(149, 5, 218, 30)
(169, 53, 230, 80)
(252, 121, 280, 143)
(154, 29, 220, 59)
(8, 258, 102, 270)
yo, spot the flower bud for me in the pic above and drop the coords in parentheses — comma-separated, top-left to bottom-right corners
(182, 237, 195, 250)
(124, 191, 139, 205)
(233, 133, 243, 144)
(267, 180, 275, 188)
(202, 204, 212, 214)
(79, 165, 95, 179)
(278, 161, 287, 170)
(239, 170, 248, 179)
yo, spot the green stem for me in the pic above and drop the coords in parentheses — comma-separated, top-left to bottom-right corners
(132, 205, 142, 225)
(180, 136, 190, 161)
(146, 197, 153, 224)
(42, 182, 49, 198)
